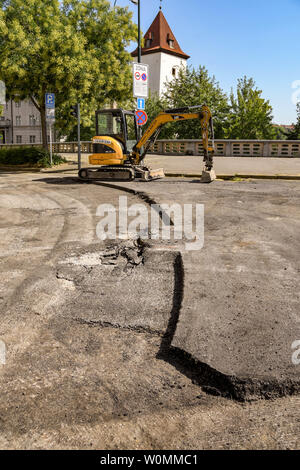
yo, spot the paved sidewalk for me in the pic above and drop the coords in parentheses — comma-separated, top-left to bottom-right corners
(147, 155, 300, 177)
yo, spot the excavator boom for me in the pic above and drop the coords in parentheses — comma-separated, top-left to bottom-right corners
(131, 104, 215, 171)
(79, 104, 215, 182)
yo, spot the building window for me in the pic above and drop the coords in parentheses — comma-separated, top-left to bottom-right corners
(29, 115, 36, 126)
(15, 101, 21, 108)
(16, 135, 22, 144)
(172, 67, 179, 78)
(30, 135, 36, 143)
(145, 32, 153, 48)
(167, 34, 175, 49)
(16, 116, 21, 126)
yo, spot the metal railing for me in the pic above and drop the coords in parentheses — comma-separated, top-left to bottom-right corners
(0, 140, 300, 157)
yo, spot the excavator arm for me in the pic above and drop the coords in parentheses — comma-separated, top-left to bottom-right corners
(131, 104, 215, 171)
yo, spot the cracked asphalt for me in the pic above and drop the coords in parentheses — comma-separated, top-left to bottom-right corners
(0, 171, 299, 450)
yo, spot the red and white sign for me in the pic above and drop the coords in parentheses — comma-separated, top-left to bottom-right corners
(135, 110, 148, 126)
(133, 63, 149, 99)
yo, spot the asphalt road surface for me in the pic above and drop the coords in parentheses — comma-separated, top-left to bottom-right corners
(59, 154, 300, 176)
(0, 171, 299, 450)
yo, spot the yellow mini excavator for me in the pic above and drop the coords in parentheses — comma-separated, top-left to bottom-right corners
(78, 104, 215, 182)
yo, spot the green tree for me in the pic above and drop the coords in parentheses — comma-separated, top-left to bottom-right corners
(161, 66, 230, 139)
(287, 103, 300, 140)
(0, 0, 137, 148)
(227, 76, 274, 139)
(272, 125, 289, 140)
(144, 92, 175, 139)
(66, 123, 95, 141)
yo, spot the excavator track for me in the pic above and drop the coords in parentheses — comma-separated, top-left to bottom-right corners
(79, 166, 135, 182)
(78, 166, 165, 182)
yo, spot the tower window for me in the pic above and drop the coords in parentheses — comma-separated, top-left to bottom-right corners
(145, 32, 153, 48)
(167, 33, 175, 49)
(172, 67, 178, 78)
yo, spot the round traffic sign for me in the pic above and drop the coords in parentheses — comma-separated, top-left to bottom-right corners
(135, 110, 148, 126)
(141, 73, 147, 81)
(135, 72, 141, 80)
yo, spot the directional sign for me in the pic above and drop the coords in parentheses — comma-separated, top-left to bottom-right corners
(45, 93, 55, 109)
(133, 63, 149, 98)
(137, 98, 145, 110)
(135, 110, 148, 127)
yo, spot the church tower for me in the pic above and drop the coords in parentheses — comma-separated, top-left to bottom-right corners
(131, 8, 190, 97)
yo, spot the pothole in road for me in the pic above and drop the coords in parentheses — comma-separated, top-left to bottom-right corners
(56, 240, 177, 335)
(58, 240, 145, 269)
(54, 240, 300, 402)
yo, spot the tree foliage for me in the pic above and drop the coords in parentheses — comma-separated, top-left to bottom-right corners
(162, 66, 229, 139)
(287, 103, 300, 140)
(0, 0, 137, 147)
(145, 70, 278, 141)
(226, 77, 274, 139)
(144, 92, 174, 139)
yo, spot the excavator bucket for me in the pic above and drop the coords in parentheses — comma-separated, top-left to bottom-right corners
(134, 167, 165, 181)
(147, 168, 165, 181)
(201, 169, 216, 183)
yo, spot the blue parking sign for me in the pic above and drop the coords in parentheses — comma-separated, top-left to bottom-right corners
(45, 93, 55, 109)
(137, 98, 145, 110)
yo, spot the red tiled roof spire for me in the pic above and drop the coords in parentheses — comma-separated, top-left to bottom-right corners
(131, 10, 190, 60)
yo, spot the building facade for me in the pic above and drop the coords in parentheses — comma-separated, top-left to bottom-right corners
(0, 99, 42, 144)
(131, 9, 190, 97)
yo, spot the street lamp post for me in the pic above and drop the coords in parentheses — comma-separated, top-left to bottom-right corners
(115, 1, 141, 63)
(130, 0, 141, 63)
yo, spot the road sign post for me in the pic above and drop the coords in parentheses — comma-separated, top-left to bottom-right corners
(45, 93, 55, 166)
(133, 63, 149, 139)
(77, 103, 81, 171)
(49, 124, 53, 166)
(70, 103, 81, 170)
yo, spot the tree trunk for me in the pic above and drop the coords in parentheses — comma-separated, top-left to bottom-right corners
(31, 95, 48, 151)
(40, 106, 48, 151)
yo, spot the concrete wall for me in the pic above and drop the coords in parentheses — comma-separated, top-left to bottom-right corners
(159, 52, 187, 95)
(140, 53, 161, 96)
(140, 52, 187, 97)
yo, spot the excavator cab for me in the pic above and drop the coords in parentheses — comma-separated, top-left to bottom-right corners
(95, 109, 138, 155)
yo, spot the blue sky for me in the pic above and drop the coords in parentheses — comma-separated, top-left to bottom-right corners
(114, 0, 300, 124)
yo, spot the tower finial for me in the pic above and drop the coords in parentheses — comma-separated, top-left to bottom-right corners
(160, 0, 162, 11)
